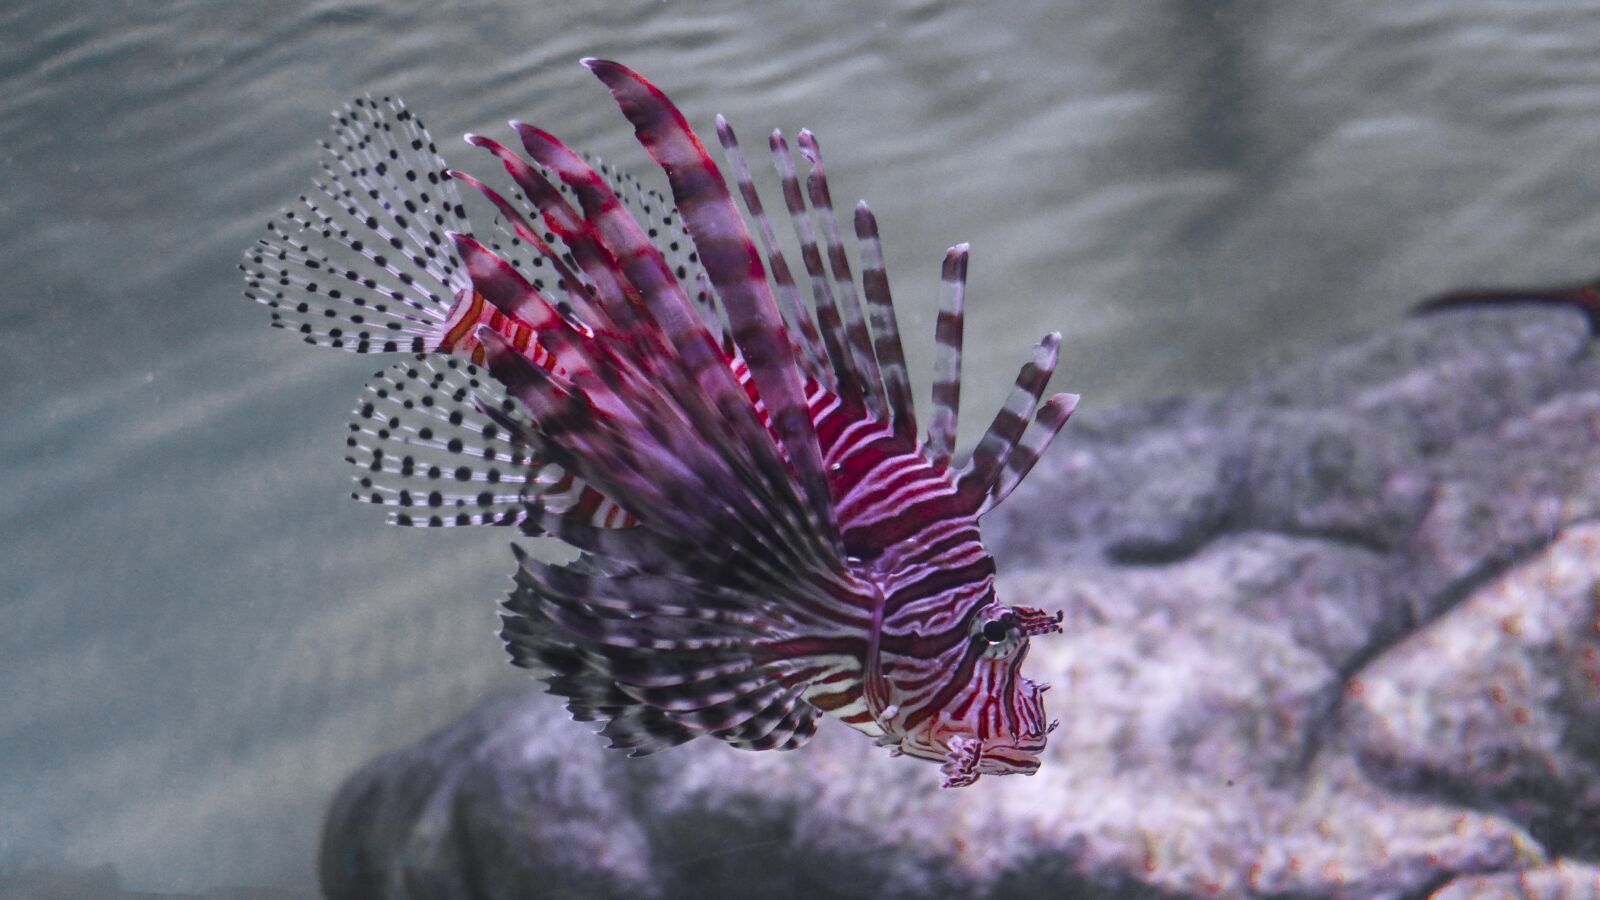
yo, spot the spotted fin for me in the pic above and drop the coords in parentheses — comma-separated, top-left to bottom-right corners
(242, 96, 597, 380)
(242, 96, 471, 353)
(346, 355, 633, 530)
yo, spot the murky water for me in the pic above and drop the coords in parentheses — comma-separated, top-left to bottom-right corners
(5, 0, 1600, 892)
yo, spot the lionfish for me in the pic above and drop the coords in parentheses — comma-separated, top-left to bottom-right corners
(243, 60, 1077, 788)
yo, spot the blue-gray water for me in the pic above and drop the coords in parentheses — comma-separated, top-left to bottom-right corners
(5, 1, 1600, 893)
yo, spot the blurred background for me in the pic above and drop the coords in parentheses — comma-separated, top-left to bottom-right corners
(5, 0, 1600, 893)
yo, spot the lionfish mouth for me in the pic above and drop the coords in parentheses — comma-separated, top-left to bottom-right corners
(933, 728, 1048, 788)
(976, 746, 1044, 776)
(974, 716, 1053, 775)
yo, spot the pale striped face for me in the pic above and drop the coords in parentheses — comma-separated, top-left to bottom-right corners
(872, 591, 1059, 783)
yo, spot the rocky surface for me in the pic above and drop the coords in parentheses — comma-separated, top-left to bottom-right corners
(320, 307, 1600, 899)
(1432, 861, 1600, 900)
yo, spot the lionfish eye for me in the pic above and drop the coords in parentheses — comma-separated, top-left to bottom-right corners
(981, 620, 1009, 644)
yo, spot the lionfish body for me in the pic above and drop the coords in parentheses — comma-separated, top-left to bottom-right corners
(243, 60, 1077, 788)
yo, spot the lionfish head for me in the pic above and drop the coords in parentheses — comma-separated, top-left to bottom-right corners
(880, 597, 1064, 788)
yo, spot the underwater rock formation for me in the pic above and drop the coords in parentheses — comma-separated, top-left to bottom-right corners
(1432, 860, 1600, 899)
(320, 307, 1600, 899)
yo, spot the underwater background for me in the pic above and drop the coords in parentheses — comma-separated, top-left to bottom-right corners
(6, 0, 1600, 894)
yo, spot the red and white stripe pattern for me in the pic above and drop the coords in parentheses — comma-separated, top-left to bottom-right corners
(244, 60, 1079, 787)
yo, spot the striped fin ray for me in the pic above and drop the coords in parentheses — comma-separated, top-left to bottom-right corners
(583, 58, 842, 554)
(467, 211, 838, 582)
(500, 564, 703, 755)
(539, 677, 700, 755)
(473, 329, 808, 552)
(477, 326, 836, 586)
(475, 332, 686, 529)
(243, 96, 472, 354)
(957, 333, 1061, 509)
(447, 235, 570, 341)
(983, 392, 1079, 513)
(447, 168, 610, 336)
(465, 133, 641, 336)
(483, 134, 758, 465)
(714, 115, 830, 384)
(514, 556, 771, 658)
(723, 691, 819, 751)
(441, 233, 621, 396)
(472, 199, 564, 308)
(475, 208, 608, 342)
(463, 143, 783, 474)
(595, 163, 734, 350)
(926, 244, 969, 469)
(511, 124, 726, 369)
(473, 327, 721, 539)
(588, 153, 726, 336)
(501, 123, 798, 494)
(853, 201, 916, 443)
(427, 284, 566, 379)
(709, 684, 814, 750)
(505, 546, 826, 754)
(433, 251, 665, 443)
(515, 501, 864, 639)
(771, 129, 864, 409)
(795, 130, 887, 419)
(346, 355, 633, 529)
(514, 115, 715, 342)
(437, 233, 653, 431)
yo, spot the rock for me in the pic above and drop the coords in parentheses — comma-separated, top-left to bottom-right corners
(319, 694, 656, 899)
(1343, 523, 1600, 860)
(320, 308, 1600, 899)
(1431, 860, 1600, 900)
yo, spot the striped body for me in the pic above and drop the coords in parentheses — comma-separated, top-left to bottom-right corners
(243, 62, 1077, 787)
